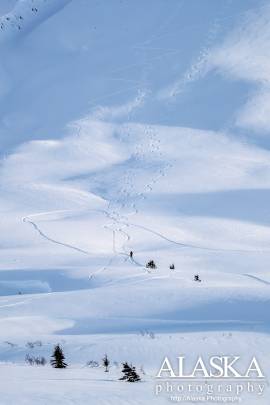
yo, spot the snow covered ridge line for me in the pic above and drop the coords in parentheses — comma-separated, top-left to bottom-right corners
(0, 0, 72, 43)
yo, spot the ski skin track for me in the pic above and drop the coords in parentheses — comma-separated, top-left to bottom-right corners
(22, 207, 270, 265)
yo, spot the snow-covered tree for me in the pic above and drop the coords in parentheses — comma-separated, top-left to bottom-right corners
(128, 366, 141, 382)
(119, 362, 131, 380)
(119, 362, 141, 382)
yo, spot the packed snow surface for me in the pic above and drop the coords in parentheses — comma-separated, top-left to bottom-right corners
(0, 0, 270, 404)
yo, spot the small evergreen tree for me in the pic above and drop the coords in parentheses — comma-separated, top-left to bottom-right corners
(50, 344, 67, 368)
(102, 354, 110, 372)
(119, 362, 131, 380)
(127, 366, 141, 382)
(119, 362, 141, 382)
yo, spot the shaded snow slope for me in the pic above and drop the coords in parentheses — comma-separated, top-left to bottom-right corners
(0, 1, 270, 403)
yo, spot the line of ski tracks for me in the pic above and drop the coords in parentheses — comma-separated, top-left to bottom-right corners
(22, 125, 270, 280)
(21, 210, 270, 289)
(22, 207, 270, 277)
(243, 274, 270, 286)
(22, 217, 91, 256)
(20, 127, 160, 272)
(22, 210, 145, 275)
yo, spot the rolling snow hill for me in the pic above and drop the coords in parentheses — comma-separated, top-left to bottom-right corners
(0, 0, 270, 404)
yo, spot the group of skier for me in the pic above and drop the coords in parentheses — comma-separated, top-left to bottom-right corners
(128, 251, 201, 282)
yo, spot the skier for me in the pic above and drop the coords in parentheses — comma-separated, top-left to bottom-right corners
(129, 251, 133, 259)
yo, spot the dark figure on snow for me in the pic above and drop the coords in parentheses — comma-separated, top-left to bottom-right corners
(102, 354, 110, 372)
(194, 274, 201, 282)
(146, 260, 157, 269)
(130, 251, 133, 258)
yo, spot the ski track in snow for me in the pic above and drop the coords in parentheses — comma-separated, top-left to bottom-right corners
(101, 123, 175, 274)
(243, 274, 270, 286)
(21, 122, 171, 278)
(21, 121, 270, 285)
(124, 221, 270, 254)
(22, 216, 91, 256)
(0, 299, 33, 309)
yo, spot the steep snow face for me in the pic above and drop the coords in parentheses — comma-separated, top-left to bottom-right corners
(0, 0, 266, 152)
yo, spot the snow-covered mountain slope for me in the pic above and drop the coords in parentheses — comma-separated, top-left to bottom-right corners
(1, 1, 270, 404)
